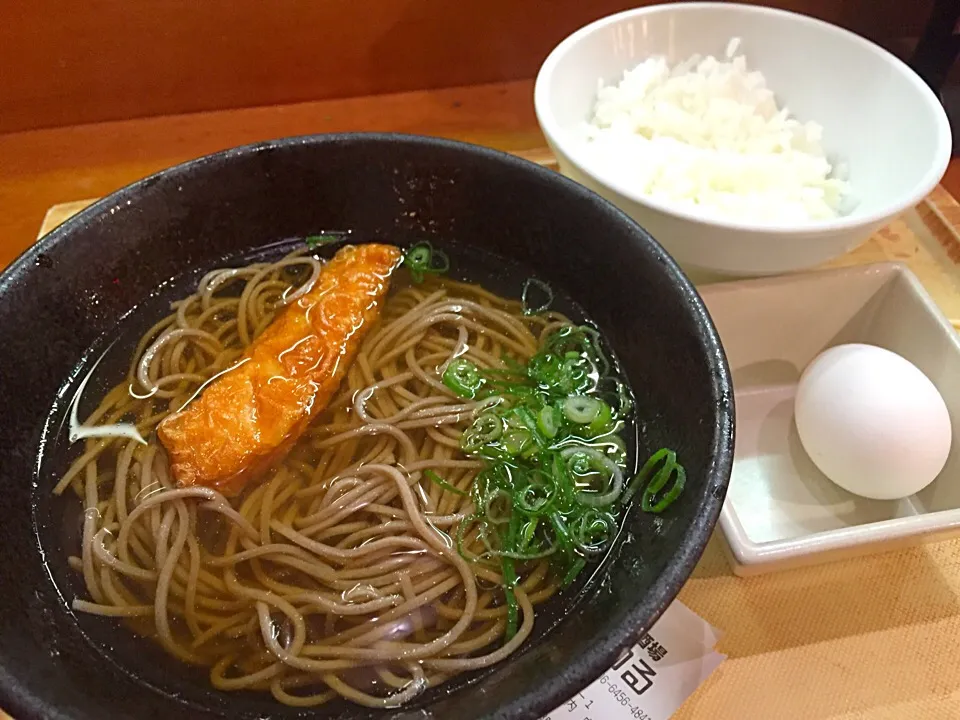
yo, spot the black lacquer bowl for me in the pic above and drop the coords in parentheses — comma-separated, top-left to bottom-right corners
(0, 134, 733, 720)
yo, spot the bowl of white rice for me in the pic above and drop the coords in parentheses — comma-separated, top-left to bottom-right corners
(534, 2, 952, 278)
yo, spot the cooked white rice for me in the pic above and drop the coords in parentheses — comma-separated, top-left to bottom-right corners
(573, 38, 850, 223)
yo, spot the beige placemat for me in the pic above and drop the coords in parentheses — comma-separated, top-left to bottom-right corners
(28, 178, 960, 720)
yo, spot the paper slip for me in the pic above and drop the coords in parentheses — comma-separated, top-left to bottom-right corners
(542, 600, 725, 720)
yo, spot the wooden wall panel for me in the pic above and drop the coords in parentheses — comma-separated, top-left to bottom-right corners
(0, 0, 934, 133)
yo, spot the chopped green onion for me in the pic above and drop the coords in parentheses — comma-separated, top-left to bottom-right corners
(519, 518, 539, 551)
(461, 412, 503, 452)
(562, 395, 602, 424)
(450, 322, 683, 600)
(600, 434, 628, 466)
(614, 380, 634, 417)
(587, 401, 614, 436)
(512, 406, 545, 446)
(403, 241, 449, 283)
(501, 355, 526, 375)
(521, 278, 554, 315)
(565, 449, 593, 477)
(536, 405, 562, 439)
(483, 490, 513, 524)
(563, 446, 623, 507)
(561, 556, 587, 587)
(304, 233, 338, 249)
(515, 482, 555, 514)
(473, 412, 504, 439)
(572, 510, 616, 554)
(549, 512, 574, 552)
(501, 429, 532, 456)
(642, 461, 686, 513)
(443, 358, 484, 399)
(621, 448, 686, 512)
(424, 469, 467, 496)
(623, 448, 670, 504)
(528, 353, 565, 390)
(406, 245, 431, 266)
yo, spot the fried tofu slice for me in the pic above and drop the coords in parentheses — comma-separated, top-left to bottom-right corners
(158, 243, 403, 496)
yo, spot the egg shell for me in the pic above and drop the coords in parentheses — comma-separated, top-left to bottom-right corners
(794, 343, 952, 500)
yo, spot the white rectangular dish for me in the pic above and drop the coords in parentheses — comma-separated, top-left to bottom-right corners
(700, 263, 960, 575)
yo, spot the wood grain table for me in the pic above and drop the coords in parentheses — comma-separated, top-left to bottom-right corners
(0, 81, 545, 269)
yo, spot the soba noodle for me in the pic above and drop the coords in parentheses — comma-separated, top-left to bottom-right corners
(55, 247, 575, 708)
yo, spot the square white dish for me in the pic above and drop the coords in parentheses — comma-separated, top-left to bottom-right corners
(699, 263, 960, 575)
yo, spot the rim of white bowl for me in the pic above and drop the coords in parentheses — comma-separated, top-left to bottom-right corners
(533, 1, 954, 237)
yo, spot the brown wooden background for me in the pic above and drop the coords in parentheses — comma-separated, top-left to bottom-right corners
(0, 0, 935, 134)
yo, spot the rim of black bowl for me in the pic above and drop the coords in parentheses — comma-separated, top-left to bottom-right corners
(0, 132, 734, 720)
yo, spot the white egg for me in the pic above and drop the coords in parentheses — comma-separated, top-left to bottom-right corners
(794, 343, 952, 500)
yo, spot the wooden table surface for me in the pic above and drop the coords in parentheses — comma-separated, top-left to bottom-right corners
(1, 79, 959, 270)
(0, 80, 545, 269)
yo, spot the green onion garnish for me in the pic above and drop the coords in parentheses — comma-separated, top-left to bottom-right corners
(403, 241, 450, 283)
(621, 448, 686, 512)
(461, 412, 504, 452)
(562, 395, 602, 424)
(561, 557, 586, 587)
(304, 233, 338, 249)
(424, 469, 467, 496)
(642, 456, 686, 513)
(587, 401, 614, 436)
(451, 323, 683, 596)
(443, 358, 484, 399)
(536, 405, 562, 439)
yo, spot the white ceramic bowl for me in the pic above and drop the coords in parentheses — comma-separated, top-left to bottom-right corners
(534, 2, 953, 278)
